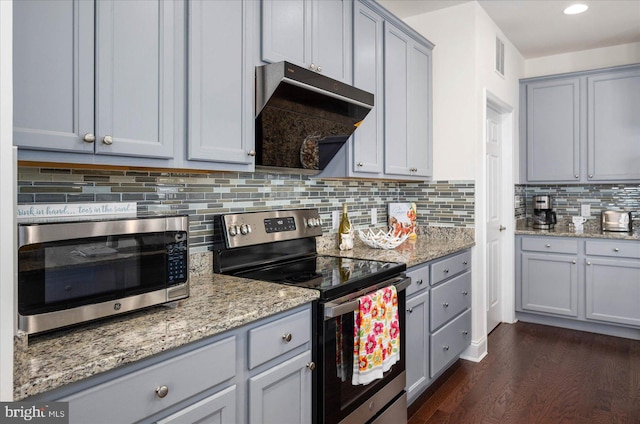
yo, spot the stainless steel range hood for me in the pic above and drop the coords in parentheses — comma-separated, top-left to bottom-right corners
(255, 62, 374, 173)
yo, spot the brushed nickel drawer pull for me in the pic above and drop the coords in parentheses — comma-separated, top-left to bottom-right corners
(282, 333, 293, 343)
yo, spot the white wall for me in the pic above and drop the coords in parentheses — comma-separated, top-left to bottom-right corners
(405, 3, 478, 182)
(525, 41, 640, 78)
(404, 1, 525, 362)
(0, 0, 15, 401)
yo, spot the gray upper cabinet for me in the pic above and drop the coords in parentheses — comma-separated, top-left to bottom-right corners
(587, 69, 640, 180)
(14, 0, 180, 163)
(95, 0, 175, 159)
(525, 78, 581, 182)
(384, 21, 433, 179)
(520, 64, 640, 183)
(187, 0, 255, 171)
(261, 0, 352, 83)
(13, 0, 95, 154)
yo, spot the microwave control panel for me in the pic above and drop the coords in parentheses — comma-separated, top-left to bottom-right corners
(167, 233, 188, 284)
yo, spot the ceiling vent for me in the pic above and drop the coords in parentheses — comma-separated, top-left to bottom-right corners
(495, 36, 505, 77)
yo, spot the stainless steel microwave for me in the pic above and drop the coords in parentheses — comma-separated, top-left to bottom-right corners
(18, 215, 189, 335)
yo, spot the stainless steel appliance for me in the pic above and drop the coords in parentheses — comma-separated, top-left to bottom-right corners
(212, 209, 409, 424)
(18, 215, 189, 335)
(532, 195, 557, 230)
(255, 62, 374, 173)
(601, 210, 633, 232)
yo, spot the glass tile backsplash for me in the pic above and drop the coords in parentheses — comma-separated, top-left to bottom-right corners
(515, 184, 640, 229)
(18, 166, 475, 253)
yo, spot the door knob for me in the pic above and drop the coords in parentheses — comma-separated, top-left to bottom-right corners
(499, 225, 506, 231)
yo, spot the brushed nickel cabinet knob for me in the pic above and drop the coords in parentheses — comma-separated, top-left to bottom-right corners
(102, 135, 113, 145)
(155, 385, 169, 398)
(83, 133, 96, 143)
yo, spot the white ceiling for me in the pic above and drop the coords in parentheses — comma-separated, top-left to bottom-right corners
(376, 0, 640, 59)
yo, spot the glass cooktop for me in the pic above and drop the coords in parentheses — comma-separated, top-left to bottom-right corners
(233, 255, 406, 300)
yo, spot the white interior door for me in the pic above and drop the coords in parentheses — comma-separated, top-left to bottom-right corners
(486, 106, 503, 333)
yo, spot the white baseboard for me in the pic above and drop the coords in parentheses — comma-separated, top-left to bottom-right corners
(460, 336, 487, 363)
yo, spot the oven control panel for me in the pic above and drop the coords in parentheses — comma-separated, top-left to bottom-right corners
(219, 209, 323, 248)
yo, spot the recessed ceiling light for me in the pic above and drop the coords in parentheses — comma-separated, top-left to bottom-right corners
(564, 4, 589, 15)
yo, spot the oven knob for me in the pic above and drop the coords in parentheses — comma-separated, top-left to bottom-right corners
(228, 226, 238, 237)
(240, 224, 250, 235)
(307, 218, 317, 227)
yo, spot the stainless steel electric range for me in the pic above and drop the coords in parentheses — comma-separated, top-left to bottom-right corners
(212, 209, 410, 424)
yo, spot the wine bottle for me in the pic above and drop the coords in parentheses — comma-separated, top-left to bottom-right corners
(338, 204, 353, 250)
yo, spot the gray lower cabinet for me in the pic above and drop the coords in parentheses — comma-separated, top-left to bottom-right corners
(37, 304, 313, 424)
(405, 250, 472, 406)
(187, 0, 255, 171)
(59, 336, 237, 424)
(248, 351, 312, 424)
(516, 235, 640, 336)
(261, 0, 352, 84)
(520, 251, 578, 317)
(406, 288, 429, 405)
(520, 64, 640, 183)
(585, 240, 640, 327)
(157, 385, 237, 424)
(14, 0, 180, 161)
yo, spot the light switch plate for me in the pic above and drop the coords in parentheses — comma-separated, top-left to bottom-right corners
(581, 204, 591, 217)
(332, 210, 339, 230)
(371, 208, 377, 225)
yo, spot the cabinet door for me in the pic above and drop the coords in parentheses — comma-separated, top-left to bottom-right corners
(351, 1, 384, 175)
(261, 0, 310, 66)
(13, 0, 94, 154)
(383, 22, 410, 176)
(95, 0, 176, 158)
(521, 252, 578, 317)
(187, 0, 254, 169)
(406, 290, 429, 405)
(157, 385, 237, 424)
(248, 351, 312, 424)
(526, 78, 581, 182)
(311, 0, 351, 83)
(587, 69, 640, 180)
(585, 257, 640, 327)
(407, 41, 432, 178)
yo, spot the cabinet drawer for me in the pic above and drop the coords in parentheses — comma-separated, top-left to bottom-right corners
(430, 271, 471, 331)
(61, 336, 236, 424)
(431, 250, 471, 286)
(248, 310, 311, 369)
(585, 240, 640, 259)
(430, 309, 471, 378)
(406, 263, 430, 296)
(521, 237, 578, 254)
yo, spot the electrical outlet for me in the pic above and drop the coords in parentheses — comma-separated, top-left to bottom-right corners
(332, 210, 339, 230)
(581, 204, 591, 217)
(371, 208, 377, 225)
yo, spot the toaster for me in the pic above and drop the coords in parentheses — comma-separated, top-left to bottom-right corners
(601, 210, 633, 232)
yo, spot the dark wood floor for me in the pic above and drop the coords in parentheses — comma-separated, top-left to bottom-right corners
(408, 322, 640, 424)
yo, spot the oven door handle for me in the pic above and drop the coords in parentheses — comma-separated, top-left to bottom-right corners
(323, 275, 411, 320)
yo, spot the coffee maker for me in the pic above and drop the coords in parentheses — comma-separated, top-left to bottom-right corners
(532, 195, 557, 230)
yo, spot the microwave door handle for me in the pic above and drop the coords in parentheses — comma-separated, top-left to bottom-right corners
(323, 276, 411, 320)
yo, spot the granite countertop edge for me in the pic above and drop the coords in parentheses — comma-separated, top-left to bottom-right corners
(515, 221, 640, 241)
(14, 228, 475, 400)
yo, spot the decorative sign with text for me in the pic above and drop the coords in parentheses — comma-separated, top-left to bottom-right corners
(17, 202, 137, 220)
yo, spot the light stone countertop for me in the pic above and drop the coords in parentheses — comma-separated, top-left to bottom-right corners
(317, 227, 476, 268)
(14, 226, 475, 400)
(13, 274, 319, 400)
(515, 219, 640, 241)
